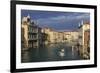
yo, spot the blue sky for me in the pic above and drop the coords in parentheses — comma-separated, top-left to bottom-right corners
(21, 10, 90, 31)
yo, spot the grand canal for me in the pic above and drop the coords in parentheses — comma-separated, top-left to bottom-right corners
(21, 43, 83, 63)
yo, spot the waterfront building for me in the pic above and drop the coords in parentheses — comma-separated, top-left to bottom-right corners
(84, 29, 90, 58)
(21, 15, 42, 50)
(63, 31, 72, 43)
(42, 28, 65, 44)
(21, 16, 30, 50)
(78, 21, 90, 58)
(63, 31, 79, 45)
(41, 27, 51, 44)
(58, 32, 64, 43)
(42, 27, 79, 45)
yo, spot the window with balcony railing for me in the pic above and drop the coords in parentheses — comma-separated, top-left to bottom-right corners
(79, 36, 82, 39)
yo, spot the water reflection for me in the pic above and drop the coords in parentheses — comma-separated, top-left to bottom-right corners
(21, 51, 30, 62)
(21, 43, 83, 63)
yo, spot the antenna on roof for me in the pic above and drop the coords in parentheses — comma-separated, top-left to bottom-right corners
(81, 20, 84, 25)
(78, 22, 81, 27)
(36, 20, 38, 25)
(27, 14, 30, 19)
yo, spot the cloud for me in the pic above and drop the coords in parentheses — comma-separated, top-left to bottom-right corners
(39, 13, 89, 24)
(75, 13, 90, 19)
(50, 16, 66, 20)
(36, 13, 90, 30)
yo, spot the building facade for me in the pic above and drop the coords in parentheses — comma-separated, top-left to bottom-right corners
(63, 31, 79, 45)
(21, 15, 42, 50)
(78, 21, 90, 59)
(41, 27, 79, 45)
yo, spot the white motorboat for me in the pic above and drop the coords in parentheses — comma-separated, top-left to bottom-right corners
(59, 48, 65, 57)
(61, 49, 64, 52)
(59, 51, 64, 57)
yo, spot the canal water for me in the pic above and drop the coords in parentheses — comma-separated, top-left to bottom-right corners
(21, 43, 83, 63)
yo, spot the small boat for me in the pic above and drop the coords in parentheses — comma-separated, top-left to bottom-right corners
(61, 49, 64, 52)
(59, 48, 65, 57)
(59, 51, 65, 57)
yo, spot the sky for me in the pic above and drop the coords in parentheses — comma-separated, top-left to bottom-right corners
(21, 10, 90, 31)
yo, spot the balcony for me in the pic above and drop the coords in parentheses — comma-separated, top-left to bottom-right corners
(29, 37, 38, 40)
(28, 35, 38, 40)
(28, 27, 38, 33)
(28, 30, 38, 33)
